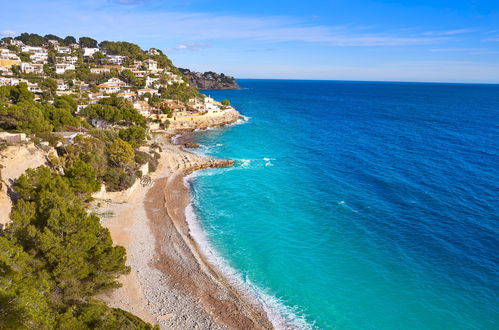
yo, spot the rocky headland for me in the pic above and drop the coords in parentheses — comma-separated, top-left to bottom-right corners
(179, 68, 240, 90)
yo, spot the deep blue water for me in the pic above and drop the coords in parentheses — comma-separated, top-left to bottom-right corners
(187, 80, 499, 329)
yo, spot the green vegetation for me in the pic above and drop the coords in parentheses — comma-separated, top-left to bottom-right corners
(119, 126, 146, 148)
(79, 37, 98, 48)
(159, 82, 200, 102)
(221, 99, 231, 106)
(0, 166, 157, 329)
(80, 103, 146, 127)
(99, 41, 144, 60)
(15, 32, 46, 46)
(0, 84, 83, 132)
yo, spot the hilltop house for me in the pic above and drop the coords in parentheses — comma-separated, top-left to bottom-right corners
(55, 63, 75, 74)
(21, 46, 47, 55)
(58, 56, 78, 65)
(145, 76, 159, 88)
(56, 79, 68, 91)
(160, 100, 186, 112)
(106, 55, 125, 65)
(133, 100, 153, 115)
(148, 48, 160, 56)
(0, 49, 21, 61)
(145, 59, 158, 71)
(137, 88, 159, 97)
(0, 66, 12, 76)
(83, 47, 99, 57)
(97, 83, 120, 94)
(9, 39, 24, 47)
(90, 67, 111, 75)
(20, 62, 44, 74)
(116, 92, 136, 101)
(56, 46, 71, 54)
(106, 78, 127, 87)
(26, 82, 42, 94)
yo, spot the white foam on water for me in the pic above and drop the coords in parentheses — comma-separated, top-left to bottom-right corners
(183, 173, 313, 330)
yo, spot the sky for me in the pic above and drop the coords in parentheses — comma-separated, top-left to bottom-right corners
(1, 0, 499, 83)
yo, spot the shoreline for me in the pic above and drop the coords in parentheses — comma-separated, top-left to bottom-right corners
(96, 112, 274, 329)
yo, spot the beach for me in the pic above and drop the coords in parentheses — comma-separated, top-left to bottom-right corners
(96, 114, 273, 329)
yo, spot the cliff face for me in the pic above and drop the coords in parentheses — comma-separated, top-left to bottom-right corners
(179, 68, 240, 90)
(0, 143, 53, 226)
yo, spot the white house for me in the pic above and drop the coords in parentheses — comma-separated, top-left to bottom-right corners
(0, 49, 21, 61)
(56, 79, 68, 91)
(106, 55, 125, 65)
(10, 39, 24, 47)
(97, 83, 121, 94)
(83, 47, 100, 57)
(117, 92, 137, 100)
(147, 48, 160, 56)
(26, 82, 42, 94)
(20, 62, 44, 74)
(145, 59, 158, 71)
(55, 63, 75, 74)
(137, 88, 159, 97)
(90, 67, 110, 74)
(59, 56, 78, 64)
(145, 76, 159, 88)
(56, 46, 71, 54)
(30, 53, 48, 64)
(21, 46, 47, 55)
(106, 78, 127, 87)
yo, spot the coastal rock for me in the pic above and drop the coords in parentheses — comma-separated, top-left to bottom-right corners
(167, 109, 241, 133)
(184, 142, 200, 149)
(179, 68, 240, 90)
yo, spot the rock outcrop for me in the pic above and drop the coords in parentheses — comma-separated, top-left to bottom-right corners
(179, 68, 240, 90)
(0, 143, 54, 227)
(167, 109, 241, 133)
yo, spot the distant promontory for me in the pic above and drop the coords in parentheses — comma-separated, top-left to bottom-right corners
(179, 68, 240, 90)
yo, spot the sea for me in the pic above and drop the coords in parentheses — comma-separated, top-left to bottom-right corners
(184, 80, 499, 329)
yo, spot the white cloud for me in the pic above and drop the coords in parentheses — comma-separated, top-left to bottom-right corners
(423, 29, 475, 36)
(168, 42, 211, 52)
(1, 30, 16, 37)
(430, 48, 485, 52)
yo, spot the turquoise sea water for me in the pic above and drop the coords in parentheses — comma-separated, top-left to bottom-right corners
(185, 80, 498, 329)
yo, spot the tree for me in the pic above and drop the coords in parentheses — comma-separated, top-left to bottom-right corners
(119, 126, 146, 148)
(118, 69, 136, 86)
(10, 83, 34, 103)
(107, 139, 134, 166)
(38, 78, 58, 100)
(8, 167, 130, 303)
(19, 52, 31, 62)
(63, 36, 77, 46)
(221, 99, 231, 106)
(65, 160, 101, 195)
(15, 33, 45, 46)
(44, 34, 63, 43)
(0, 101, 52, 133)
(79, 37, 98, 48)
(92, 51, 105, 62)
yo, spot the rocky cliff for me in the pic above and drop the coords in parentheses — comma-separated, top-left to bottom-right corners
(179, 68, 240, 90)
(0, 143, 54, 227)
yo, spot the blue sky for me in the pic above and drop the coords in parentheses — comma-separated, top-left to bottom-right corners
(1, 0, 499, 83)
